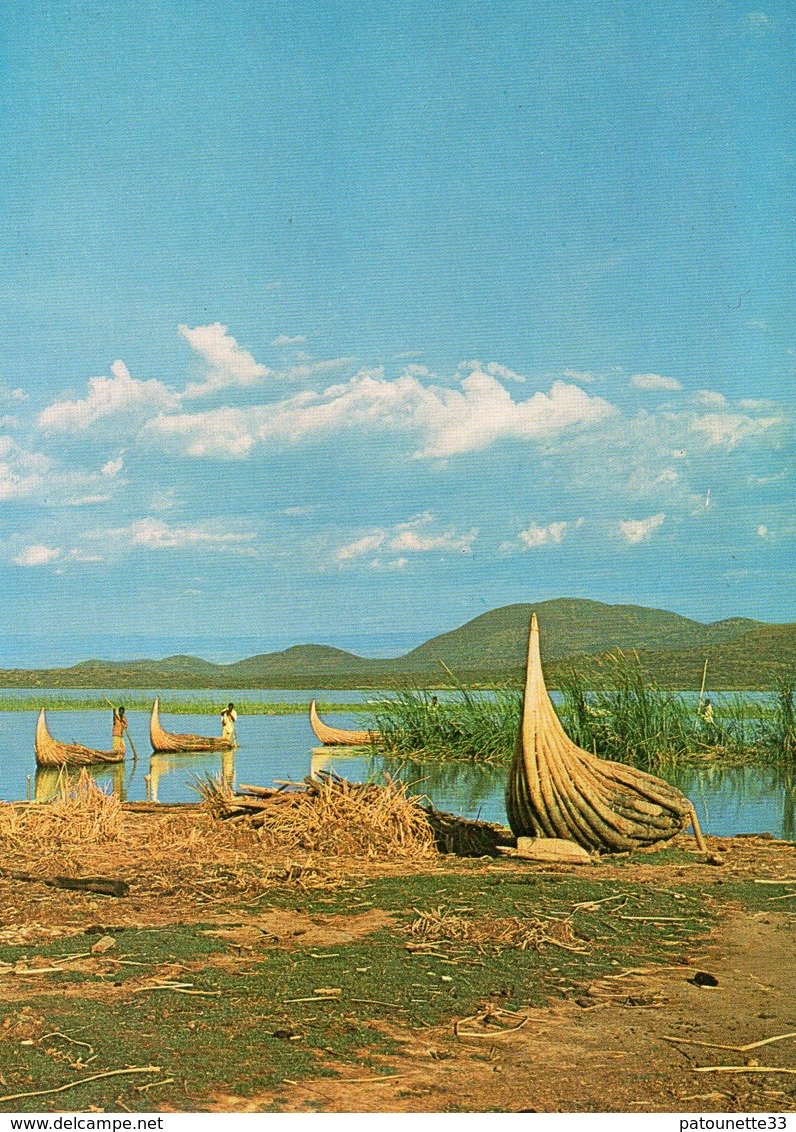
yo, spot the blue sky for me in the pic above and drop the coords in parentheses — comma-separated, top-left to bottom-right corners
(1, 1, 793, 665)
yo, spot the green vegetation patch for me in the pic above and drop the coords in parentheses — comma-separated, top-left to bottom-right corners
(0, 869, 744, 1112)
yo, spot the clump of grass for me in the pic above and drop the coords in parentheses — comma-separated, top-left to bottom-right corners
(0, 769, 122, 847)
(764, 673, 796, 760)
(369, 682, 521, 764)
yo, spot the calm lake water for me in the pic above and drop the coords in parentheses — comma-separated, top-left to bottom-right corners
(2, 703, 793, 840)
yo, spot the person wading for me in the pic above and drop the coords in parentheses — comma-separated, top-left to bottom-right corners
(221, 702, 238, 746)
(112, 705, 128, 754)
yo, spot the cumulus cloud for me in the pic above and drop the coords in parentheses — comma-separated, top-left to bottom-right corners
(630, 373, 682, 391)
(179, 323, 272, 397)
(38, 361, 178, 432)
(145, 370, 615, 461)
(336, 512, 477, 564)
(619, 513, 665, 544)
(14, 545, 61, 567)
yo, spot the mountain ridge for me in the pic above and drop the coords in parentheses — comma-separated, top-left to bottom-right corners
(1, 598, 790, 690)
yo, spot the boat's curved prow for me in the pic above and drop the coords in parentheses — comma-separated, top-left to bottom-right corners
(506, 610, 704, 854)
(34, 707, 124, 768)
(309, 699, 377, 747)
(149, 695, 233, 753)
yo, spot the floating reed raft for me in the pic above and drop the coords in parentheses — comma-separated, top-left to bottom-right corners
(150, 697, 232, 753)
(506, 613, 706, 853)
(309, 700, 380, 747)
(197, 771, 513, 858)
(34, 709, 124, 768)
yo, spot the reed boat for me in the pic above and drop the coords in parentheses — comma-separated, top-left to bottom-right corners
(149, 697, 233, 753)
(34, 708, 125, 768)
(506, 614, 706, 853)
(309, 699, 379, 747)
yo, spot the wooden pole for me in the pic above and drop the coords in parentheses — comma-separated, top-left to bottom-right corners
(697, 659, 708, 714)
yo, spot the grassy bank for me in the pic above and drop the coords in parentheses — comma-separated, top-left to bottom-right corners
(367, 661, 796, 770)
(0, 696, 364, 715)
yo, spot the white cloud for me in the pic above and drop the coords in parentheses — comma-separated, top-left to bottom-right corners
(694, 389, 728, 408)
(87, 518, 256, 553)
(630, 373, 682, 391)
(518, 521, 568, 548)
(270, 334, 307, 347)
(562, 369, 594, 383)
(0, 384, 28, 406)
(368, 557, 408, 571)
(14, 544, 61, 567)
(336, 532, 386, 561)
(68, 548, 104, 562)
(503, 518, 583, 552)
(485, 362, 525, 384)
(38, 361, 178, 432)
(101, 456, 124, 477)
(619, 513, 665, 544)
(336, 513, 477, 564)
(690, 411, 782, 448)
(145, 370, 616, 461)
(179, 323, 272, 397)
(757, 525, 769, 540)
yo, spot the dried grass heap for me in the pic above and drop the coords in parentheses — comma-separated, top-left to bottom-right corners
(0, 769, 122, 849)
(408, 905, 585, 952)
(197, 773, 438, 860)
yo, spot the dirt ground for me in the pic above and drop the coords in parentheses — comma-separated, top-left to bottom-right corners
(0, 809, 794, 1113)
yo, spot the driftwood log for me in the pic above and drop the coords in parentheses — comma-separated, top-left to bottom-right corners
(506, 613, 707, 854)
(2, 871, 129, 897)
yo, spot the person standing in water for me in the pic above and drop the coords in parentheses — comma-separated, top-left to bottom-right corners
(221, 702, 238, 746)
(112, 706, 128, 754)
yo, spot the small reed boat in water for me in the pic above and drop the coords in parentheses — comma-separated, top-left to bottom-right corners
(309, 699, 379, 747)
(506, 613, 706, 853)
(149, 697, 233, 753)
(35, 708, 125, 768)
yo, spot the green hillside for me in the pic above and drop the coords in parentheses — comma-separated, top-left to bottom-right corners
(0, 599, 790, 690)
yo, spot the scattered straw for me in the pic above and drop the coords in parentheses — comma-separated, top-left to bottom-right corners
(408, 906, 586, 953)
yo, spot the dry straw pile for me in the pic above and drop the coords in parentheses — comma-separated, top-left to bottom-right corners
(0, 769, 122, 848)
(198, 774, 438, 860)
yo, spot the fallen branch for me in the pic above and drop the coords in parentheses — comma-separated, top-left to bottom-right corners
(0, 1066, 161, 1104)
(664, 1031, 796, 1053)
(694, 1066, 796, 1076)
(1, 871, 128, 898)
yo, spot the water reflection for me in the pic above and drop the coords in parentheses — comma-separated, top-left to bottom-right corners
(34, 762, 127, 803)
(147, 749, 236, 802)
(669, 762, 796, 840)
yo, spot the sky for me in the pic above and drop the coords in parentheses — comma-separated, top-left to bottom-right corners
(0, 0, 794, 666)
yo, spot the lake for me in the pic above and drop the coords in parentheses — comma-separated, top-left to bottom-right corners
(2, 704, 793, 840)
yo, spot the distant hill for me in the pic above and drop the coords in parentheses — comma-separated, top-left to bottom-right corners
(0, 598, 790, 690)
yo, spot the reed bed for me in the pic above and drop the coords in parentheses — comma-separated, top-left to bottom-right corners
(0, 769, 122, 848)
(365, 657, 796, 771)
(369, 683, 521, 765)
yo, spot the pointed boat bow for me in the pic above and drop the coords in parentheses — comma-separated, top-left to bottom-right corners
(506, 612, 700, 853)
(309, 699, 378, 747)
